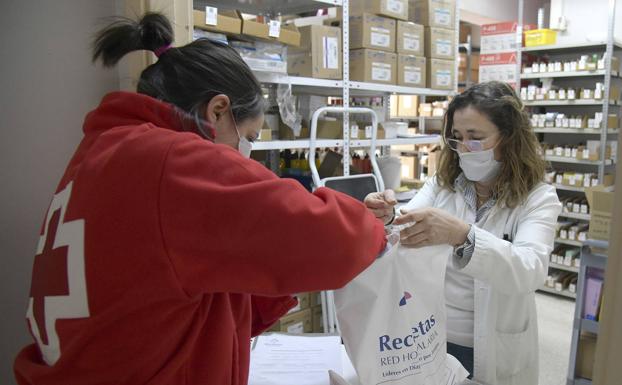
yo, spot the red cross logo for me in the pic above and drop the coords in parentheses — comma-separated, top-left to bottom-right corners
(26, 182, 89, 365)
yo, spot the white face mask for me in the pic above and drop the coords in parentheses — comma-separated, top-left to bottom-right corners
(230, 109, 252, 158)
(458, 147, 502, 182)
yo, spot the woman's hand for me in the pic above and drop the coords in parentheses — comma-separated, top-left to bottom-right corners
(364, 190, 397, 224)
(394, 208, 470, 248)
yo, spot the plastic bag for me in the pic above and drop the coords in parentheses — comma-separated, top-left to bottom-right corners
(334, 234, 468, 385)
(277, 82, 302, 136)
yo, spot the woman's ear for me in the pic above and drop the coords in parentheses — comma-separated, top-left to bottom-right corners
(204, 94, 231, 124)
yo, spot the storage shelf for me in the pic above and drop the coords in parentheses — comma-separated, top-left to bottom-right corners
(552, 183, 586, 193)
(521, 69, 618, 79)
(545, 155, 614, 165)
(581, 319, 599, 334)
(556, 238, 584, 247)
(534, 127, 619, 134)
(572, 378, 593, 385)
(538, 285, 577, 299)
(253, 139, 343, 150)
(522, 41, 622, 52)
(350, 135, 441, 148)
(349, 81, 455, 96)
(193, 0, 341, 15)
(559, 212, 591, 221)
(550, 262, 580, 273)
(523, 99, 618, 106)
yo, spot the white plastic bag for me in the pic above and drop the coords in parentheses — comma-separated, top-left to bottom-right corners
(334, 236, 468, 385)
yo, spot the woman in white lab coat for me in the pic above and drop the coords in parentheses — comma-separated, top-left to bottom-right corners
(366, 81, 562, 385)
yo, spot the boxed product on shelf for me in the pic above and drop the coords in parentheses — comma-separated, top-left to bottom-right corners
(479, 52, 518, 86)
(286, 293, 311, 314)
(400, 153, 420, 180)
(350, 48, 397, 84)
(586, 187, 614, 241)
(427, 58, 454, 90)
(524, 28, 557, 47)
(240, 13, 301, 46)
(418, 102, 433, 116)
(577, 332, 597, 380)
(351, 0, 409, 21)
(396, 21, 424, 56)
(569, 276, 578, 294)
(458, 68, 479, 83)
(397, 55, 426, 87)
(349, 13, 396, 53)
(193, 29, 228, 43)
(459, 52, 480, 69)
(316, 118, 344, 139)
(408, 0, 455, 30)
(312, 305, 324, 333)
(394, 95, 419, 117)
(424, 27, 455, 60)
(480, 21, 535, 54)
(583, 275, 604, 321)
(269, 308, 313, 333)
(193, 8, 242, 35)
(230, 40, 288, 73)
(309, 291, 322, 307)
(287, 25, 342, 80)
(581, 140, 613, 161)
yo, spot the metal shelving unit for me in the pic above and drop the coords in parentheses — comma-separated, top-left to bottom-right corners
(539, 285, 577, 299)
(545, 156, 614, 166)
(559, 212, 591, 221)
(521, 70, 618, 79)
(523, 99, 618, 106)
(556, 238, 584, 247)
(550, 262, 580, 274)
(533, 127, 619, 134)
(567, 240, 609, 385)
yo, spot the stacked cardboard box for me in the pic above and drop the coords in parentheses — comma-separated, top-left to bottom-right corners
(288, 25, 342, 79)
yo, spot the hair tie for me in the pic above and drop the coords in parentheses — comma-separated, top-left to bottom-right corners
(154, 44, 172, 58)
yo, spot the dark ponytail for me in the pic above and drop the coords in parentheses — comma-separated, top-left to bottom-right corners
(92, 12, 264, 128)
(92, 13, 173, 67)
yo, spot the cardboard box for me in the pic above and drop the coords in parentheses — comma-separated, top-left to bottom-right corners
(480, 21, 536, 54)
(316, 119, 344, 139)
(309, 291, 322, 307)
(350, 48, 397, 84)
(397, 55, 426, 87)
(193, 9, 242, 35)
(400, 154, 420, 179)
(351, 0, 409, 21)
(396, 95, 419, 117)
(427, 58, 455, 90)
(409, 0, 455, 29)
(425, 27, 455, 60)
(240, 14, 301, 46)
(479, 52, 519, 87)
(458, 68, 479, 83)
(270, 308, 313, 333)
(586, 186, 614, 241)
(288, 25, 342, 79)
(349, 13, 396, 53)
(459, 52, 480, 69)
(576, 332, 597, 380)
(397, 21, 424, 56)
(312, 305, 324, 333)
(287, 292, 311, 314)
(459, 23, 471, 43)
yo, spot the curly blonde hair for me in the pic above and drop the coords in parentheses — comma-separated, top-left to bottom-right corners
(437, 81, 547, 208)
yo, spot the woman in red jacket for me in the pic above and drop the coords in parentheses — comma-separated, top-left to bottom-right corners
(14, 13, 386, 385)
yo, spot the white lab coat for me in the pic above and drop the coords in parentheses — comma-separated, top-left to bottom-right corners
(402, 177, 562, 385)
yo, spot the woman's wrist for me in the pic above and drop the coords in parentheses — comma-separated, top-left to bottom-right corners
(452, 221, 471, 247)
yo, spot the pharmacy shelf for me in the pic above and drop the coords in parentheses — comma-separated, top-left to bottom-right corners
(349, 81, 455, 97)
(193, 0, 341, 15)
(573, 378, 592, 385)
(522, 40, 622, 52)
(534, 127, 619, 134)
(253, 139, 343, 150)
(538, 285, 577, 299)
(550, 262, 580, 274)
(545, 156, 614, 166)
(521, 69, 618, 79)
(523, 99, 619, 106)
(552, 184, 586, 193)
(580, 319, 599, 334)
(556, 238, 584, 247)
(350, 135, 441, 148)
(559, 212, 591, 221)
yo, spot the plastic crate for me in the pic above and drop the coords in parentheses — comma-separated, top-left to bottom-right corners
(524, 29, 557, 47)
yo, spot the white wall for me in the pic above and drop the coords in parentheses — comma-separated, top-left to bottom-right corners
(0, 1, 119, 383)
(460, 0, 543, 24)
(549, 0, 622, 45)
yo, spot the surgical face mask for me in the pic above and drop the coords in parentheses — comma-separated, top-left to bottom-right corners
(230, 109, 252, 158)
(458, 147, 502, 182)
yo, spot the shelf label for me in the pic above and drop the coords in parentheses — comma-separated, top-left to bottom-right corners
(434, 8, 451, 26)
(371, 27, 391, 47)
(436, 39, 452, 56)
(403, 35, 420, 52)
(436, 70, 451, 86)
(404, 66, 422, 84)
(269, 20, 281, 38)
(323, 37, 339, 69)
(205, 6, 218, 26)
(386, 0, 405, 14)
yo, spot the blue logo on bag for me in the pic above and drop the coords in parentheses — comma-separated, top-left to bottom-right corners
(399, 291, 412, 307)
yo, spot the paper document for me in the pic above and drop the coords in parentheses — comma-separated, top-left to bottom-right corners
(249, 333, 343, 385)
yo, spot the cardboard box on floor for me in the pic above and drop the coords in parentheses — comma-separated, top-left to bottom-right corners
(269, 308, 313, 333)
(350, 48, 397, 84)
(425, 27, 455, 60)
(193, 9, 242, 35)
(349, 13, 396, 53)
(312, 305, 324, 333)
(397, 21, 424, 56)
(351, 0, 409, 20)
(240, 14, 301, 46)
(288, 25, 342, 79)
(409, 0, 456, 30)
(397, 55, 426, 87)
(586, 185, 615, 241)
(427, 58, 455, 90)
